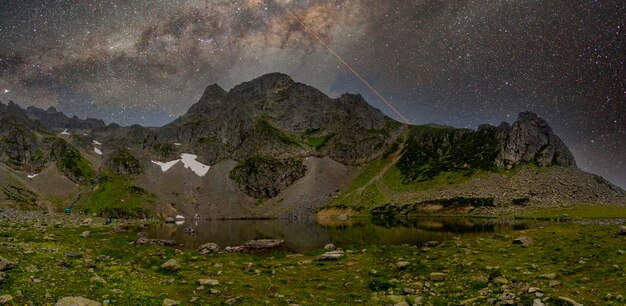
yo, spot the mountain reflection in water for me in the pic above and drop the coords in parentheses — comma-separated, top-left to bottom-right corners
(147, 217, 542, 253)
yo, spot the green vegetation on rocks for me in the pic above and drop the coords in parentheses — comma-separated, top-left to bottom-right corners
(105, 148, 143, 175)
(49, 139, 97, 183)
(77, 172, 155, 218)
(397, 125, 499, 183)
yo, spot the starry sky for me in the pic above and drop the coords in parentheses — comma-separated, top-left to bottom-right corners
(0, 0, 624, 187)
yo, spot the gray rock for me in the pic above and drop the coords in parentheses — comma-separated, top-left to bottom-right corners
(0, 256, 15, 271)
(315, 251, 345, 261)
(135, 237, 175, 246)
(162, 299, 180, 306)
(528, 287, 541, 293)
(533, 299, 544, 306)
(323, 243, 336, 251)
(198, 242, 220, 254)
(55, 296, 101, 306)
(80, 231, 91, 237)
(557, 296, 583, 306)
(512, 236, 532, 246)
(619, 225, 626, 235)
(240, 239, 284, 251)
(225, 296, 241, 305)
(161, 259, 180, 272)
(65, 252, 83, 258)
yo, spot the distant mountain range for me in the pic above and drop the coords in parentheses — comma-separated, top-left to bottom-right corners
(1, 73, 624, 218)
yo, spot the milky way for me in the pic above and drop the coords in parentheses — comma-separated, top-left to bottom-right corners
(0, 0, 624, 187)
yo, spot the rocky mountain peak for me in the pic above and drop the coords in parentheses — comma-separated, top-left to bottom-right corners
(229, 72, 295, 98)
(496, 111, 576, 169)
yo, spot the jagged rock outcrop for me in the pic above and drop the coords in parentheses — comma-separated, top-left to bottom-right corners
(25, 106, 105, 131)
(122, 72, 401, 166)
(230, 156, 307, 198)
(105, 148, 143, 175)
(496, 112, 576, 169)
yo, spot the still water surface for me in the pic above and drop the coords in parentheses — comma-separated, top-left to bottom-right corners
(147, 217, 541, 252)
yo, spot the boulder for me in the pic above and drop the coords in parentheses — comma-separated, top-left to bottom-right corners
(55, 296, 101, 306)
(235, 239, 284, 252)
(323, 243, 336, 251)
(161, 259, 180, 272)
(198, 242, 220, 254)
(164, 217, 175, 224)
(512, 236, 532, 246)
(315, 251, 345, 261)
(429, 272, 445, 281)
(619, 225, 626, 235)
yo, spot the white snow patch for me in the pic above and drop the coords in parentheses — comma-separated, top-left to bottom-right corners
(27, 174, 38, 179)
(94, 147, 103, 155)
(180, 153, 210, 177)
(175, 215, 185, 220)
(151, 159, 180, 172)
(174, 143, 182, 146)
(92, 140, 102, 145)
(60, 128, 70, 135)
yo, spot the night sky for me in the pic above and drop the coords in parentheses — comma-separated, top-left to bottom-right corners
(0, 0, 624, 188)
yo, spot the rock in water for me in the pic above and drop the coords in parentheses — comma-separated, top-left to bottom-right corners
(135, 237, 175, 246)
(55, 296, 101, 306)
(240, 239, 284, 251)
(161, 259, 180, 272)
(0, 257, 15, 271)
(198, 242, 220, 254)
(164, 217, 175, 224)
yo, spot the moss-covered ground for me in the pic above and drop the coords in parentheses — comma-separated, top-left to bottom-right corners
(0, 214, 624, 305)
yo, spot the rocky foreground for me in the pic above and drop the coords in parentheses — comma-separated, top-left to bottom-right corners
(0, 209, 625, 305)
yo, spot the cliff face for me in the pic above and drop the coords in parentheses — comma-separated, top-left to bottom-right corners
(496, 112, 576, 169)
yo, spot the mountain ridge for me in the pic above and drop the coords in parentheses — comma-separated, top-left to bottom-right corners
(1, 73, 624, 218)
